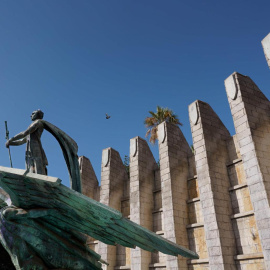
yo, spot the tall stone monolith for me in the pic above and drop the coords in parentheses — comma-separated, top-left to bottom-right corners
(79, 156, 99, 201)
(158, 122, 191, 269)
(98, 148, 128, 270)
(189, 100, 237, 270)
(225, 72, 270, 268)
(129, 137, 156, 270)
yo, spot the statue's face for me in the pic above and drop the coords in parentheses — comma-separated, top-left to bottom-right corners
(31, 111, 39, 121)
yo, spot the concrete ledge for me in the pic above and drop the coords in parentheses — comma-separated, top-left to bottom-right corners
(114, 266, 131, 270)
(229, 183, 248, 192)
(155, 230, 164, 235)
(149, 263, 166, 268)
(86, 241, 98, 245)
(152, 208, 163, 214)
(234, 252, 264, 261)
(231, 210, 254, 220)
(153, 188, 161, 193)
(88, 240, 99, 244)
(0, 166, 61, 184)
(186, 223, 204, 229)
(187, 175, 197, 181)
(187, 197, 200, 204)
(187, 258, 209, 265)
(226, 158, 242, 167)
(121, 196, 130, 202)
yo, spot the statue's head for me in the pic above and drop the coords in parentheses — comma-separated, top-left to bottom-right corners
(31, 110, 44, 121)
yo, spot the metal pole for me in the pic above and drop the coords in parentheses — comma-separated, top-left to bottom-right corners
(5, 121, 13, 168)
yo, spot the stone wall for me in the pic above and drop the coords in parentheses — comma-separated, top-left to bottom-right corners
(189, 100, 236, 270)
(225, 72, 270, 269)
(158, 122, 192, 270)
(78, 156, 100, 252)
(130, 137, 157, 269)
(79, 33, 270, 270)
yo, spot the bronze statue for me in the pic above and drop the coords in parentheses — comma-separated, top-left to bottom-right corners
(1, 111, 198, 269)
(5, 110, 81, 192)
(6, 110, 48, 175)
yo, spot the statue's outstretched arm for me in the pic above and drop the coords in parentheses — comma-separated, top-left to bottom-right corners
(7, 137, 27, 146)
(6, 120, 41, 147)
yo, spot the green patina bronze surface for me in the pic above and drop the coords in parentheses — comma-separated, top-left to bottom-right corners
(0, 166, 199, 269)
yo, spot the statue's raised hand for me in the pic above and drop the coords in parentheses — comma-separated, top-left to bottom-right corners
(5, 140, 10, 148)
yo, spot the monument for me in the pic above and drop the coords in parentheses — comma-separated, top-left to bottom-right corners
(0, 111, 198, 270)
(6, 110, 81, 192)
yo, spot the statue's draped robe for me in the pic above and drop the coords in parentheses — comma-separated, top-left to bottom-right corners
(41, 120, 81, 193)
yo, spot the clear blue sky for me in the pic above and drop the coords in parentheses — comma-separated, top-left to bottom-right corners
(0, 1, 270, 187)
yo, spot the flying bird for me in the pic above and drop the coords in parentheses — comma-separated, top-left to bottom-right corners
(106, 113, 111, 119)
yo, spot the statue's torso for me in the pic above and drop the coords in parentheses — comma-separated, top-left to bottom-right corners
(25, 121, 48, 174)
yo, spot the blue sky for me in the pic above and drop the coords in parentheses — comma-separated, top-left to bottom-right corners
(0, 1, 270, 186)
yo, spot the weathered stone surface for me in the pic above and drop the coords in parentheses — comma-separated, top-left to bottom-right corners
(130, 137, 157, 270)
(158, 122, 192, 269)
(189, 102, 199, 125)
(188, 227, 208, 260)
(225, 72, 270, 269)
(79, 156, 99, 201)
(262, 33, 270, 69)
(79, 156, 100, 253)
(98, 148, 129, 270)
(232, 215, 262, 255)
(225, 74, 238, 100)
(189, 100, 237, 270)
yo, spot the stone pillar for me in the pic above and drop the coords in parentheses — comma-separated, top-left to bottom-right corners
(129, 137, 156, 270)
(225, 72, 270, 268)
(158, 122, 191, 270)
(98, 148, 128, 270)
(262, 33, 270, 68)
(189, 100, 236, 270)
(79, 156, 99, 201)
(79, 156, 100, 252)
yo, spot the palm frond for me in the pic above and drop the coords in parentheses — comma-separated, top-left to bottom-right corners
(145, 129, 151, 138)
(144, 118, 158, 128)
(144, 106, 182, 144)
(149, 126, 158, 144)
(149, 111, 157, 118)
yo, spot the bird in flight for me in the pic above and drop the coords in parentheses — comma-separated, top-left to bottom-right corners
(106, 113, 111, 119)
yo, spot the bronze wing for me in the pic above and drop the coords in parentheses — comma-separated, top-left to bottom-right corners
(0, 166, 199, 265)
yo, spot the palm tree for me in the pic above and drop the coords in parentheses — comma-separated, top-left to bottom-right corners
(144, 106, 182, 144)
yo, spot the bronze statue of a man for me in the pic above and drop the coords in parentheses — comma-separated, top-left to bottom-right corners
(6, 110, 48, 175)
(5, 110, 81, 192)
